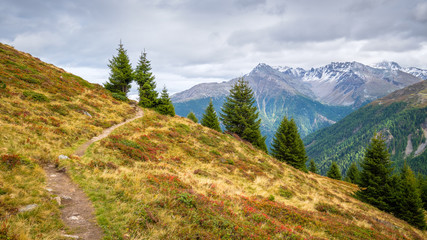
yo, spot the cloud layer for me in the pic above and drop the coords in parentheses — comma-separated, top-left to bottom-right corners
(1, 0, 427, 94)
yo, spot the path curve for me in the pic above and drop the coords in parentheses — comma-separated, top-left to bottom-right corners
(75, 107, 144, 157)
(45, 106, 143, 239)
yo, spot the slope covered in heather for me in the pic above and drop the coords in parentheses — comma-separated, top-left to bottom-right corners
(62, 108, 426, 239)
(304, 80, 427, 175)
(0, 43, 136, 239)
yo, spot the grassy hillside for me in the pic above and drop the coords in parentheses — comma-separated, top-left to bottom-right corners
(1, 43, 426, 239)
(63, 108, 425, 239)
(304, 80, 427, 175)
(0, 43, 136, 239)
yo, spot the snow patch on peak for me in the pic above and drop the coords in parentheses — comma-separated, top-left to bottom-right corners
(373, 61, 402, 70)
(273, 66, 292, 72)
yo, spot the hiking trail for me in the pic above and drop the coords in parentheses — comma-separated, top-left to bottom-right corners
(45, 107, 143, 239)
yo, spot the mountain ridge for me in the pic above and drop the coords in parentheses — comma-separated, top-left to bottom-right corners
(172, 61, 425, 147)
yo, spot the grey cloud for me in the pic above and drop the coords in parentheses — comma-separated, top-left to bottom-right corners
(1, 0, 426, 93)
(414, 2, 427, 22)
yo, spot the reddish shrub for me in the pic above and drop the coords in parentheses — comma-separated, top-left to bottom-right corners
(0, 154, 21, 169)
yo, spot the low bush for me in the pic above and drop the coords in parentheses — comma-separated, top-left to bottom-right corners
(279, 186, 293, 199)
(111, 92, 128, 101)
(23, 90, 49, 102)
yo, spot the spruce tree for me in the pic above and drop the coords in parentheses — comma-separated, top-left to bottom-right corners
(344, 162, 360, 184)
(327, 162, 342, 180)
(357, 134, 394, 211)
(201, 99, 221, 132)
(104, 41, 133, 95)
(156, 87, 175, 116)
(417, 174, 427, 210)
(134, 51, 158, 108)
(187, 111, 198, 123)
(271, 116, 307, 171)
(309, 159, 317, 173)
(220, 78, 266, 151)
(395, 163, 426, 229)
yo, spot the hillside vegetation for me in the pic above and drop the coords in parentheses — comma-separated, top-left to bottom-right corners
(62, 108, 425, 239)
(304, 80, 427, 175)
(1, 43, 426, 239)
(0, 43, 135, 239)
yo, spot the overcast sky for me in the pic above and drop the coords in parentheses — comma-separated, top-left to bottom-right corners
(1, 0, 427, 96)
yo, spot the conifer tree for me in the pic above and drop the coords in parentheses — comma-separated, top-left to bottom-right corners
(344, 162, 360, 184)
(271, 116, 307, 171)
(201, 99, 221, 132)
(309, 159, 317, 173)
(417, 174, 427, 210)
(357, 134, 394, 211)
(187, 111, 198, 123)
(327, 162, 342, 180)
(156, 87, 175, 116)
(104, 41, 133, 95)
(220, 78, 266, 151)
(394, 163, 426, 229)
(134, 51, 158, 108)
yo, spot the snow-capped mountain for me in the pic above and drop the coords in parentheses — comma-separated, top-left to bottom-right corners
(172, 61, 426, 147)
(373, 61, 427, 80)
(271, 61, 422, 106)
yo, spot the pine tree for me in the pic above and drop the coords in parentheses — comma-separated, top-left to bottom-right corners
(417, 174, 427, 210)
(394, 163, 426, 229)
(271, 116, 307, 171)
(156, 87, 175, 116)
(344, 162, 360, 184)
(357, 134, 394, 211)
(327, 162, 342, 180)
(134, 51, 158, 108)
(201, 99, 221, 132)
(104, 41, 133, 95)
(309, 159, 317, 173)
(187, 111, 198, 123)
(220, 78, 266, 151)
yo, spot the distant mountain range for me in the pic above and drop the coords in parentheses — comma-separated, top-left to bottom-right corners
(304, 80, 427, 175)
(172, 61, 427, 147)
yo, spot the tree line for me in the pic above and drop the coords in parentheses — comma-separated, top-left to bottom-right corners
(309, 135, 426, 230)
(104, 42, 175, 116)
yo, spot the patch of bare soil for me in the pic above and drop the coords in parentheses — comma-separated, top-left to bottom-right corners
(45, 165, 103, 239)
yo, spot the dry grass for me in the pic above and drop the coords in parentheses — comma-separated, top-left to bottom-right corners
(64, 109, 426, 239)
(0, 43, 135, 239)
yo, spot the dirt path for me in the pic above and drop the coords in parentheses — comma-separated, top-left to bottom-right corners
(75, 107, 144, 157)
(45, 107, 143, 239)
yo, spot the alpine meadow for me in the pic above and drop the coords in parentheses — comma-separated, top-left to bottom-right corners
(1, 40, 427, 239)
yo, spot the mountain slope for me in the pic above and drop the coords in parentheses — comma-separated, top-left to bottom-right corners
(0, 43, 136, 239)
(304, 80, 427, 175)
(294, 61, 422, 107)
(173, 62, 425, 148)
(173, 64, 353, 146)
(64, 108, 425, 239)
